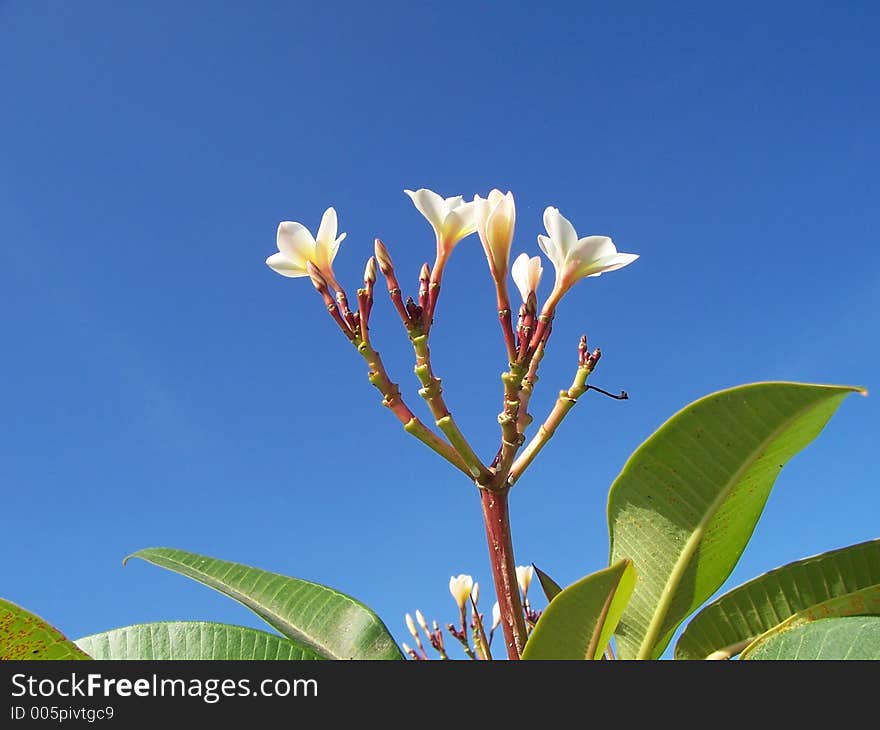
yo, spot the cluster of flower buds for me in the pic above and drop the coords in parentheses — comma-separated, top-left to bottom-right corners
(402, 566, 542, 660)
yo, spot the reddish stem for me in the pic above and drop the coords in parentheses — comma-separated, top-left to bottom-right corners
(479, 488, 528, 659)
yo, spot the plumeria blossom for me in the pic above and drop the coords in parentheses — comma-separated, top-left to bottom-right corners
(474, 189, 516, 285)
(515, 565, 535, 598)
(266, 207, 346, 291)
(449, 574, 475, 611)
(511, 253, 544, 304)
(538, 206, 638, 308)
(404, 188, 477, 262)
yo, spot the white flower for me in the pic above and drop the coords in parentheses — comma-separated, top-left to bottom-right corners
(404, 188, 476, 258)
(449, 574, 474, 610)
(511, 253, 544, 303)
(491, 601, 502, 631)
(266, 207, 346, 290)
(474, 189, 516, 284)
(471, 582, 480, 605)
(538, 206, 638, 306)
(516, 565, 535, 598)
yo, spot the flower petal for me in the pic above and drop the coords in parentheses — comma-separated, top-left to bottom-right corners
(266, 251, 309, 277)
(537, 234, 561, 268)
(315, 207, 338, 247)
(329, 232, 346, 263)
(572, 235, 616, 264)
(276, 221, 316, 266)
(473, 194, 490, 241)
(487, 188, 505, 206)
(444, 195, 465, 210)
(585, 252, 640, 277)
(511, 252, 531, 301)
(442, 202, 477, 244)
(543, 207, 578, 255)
(405, 188, 448, 228)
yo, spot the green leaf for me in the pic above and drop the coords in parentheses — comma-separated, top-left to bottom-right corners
(522, 559, 636, 660)
(533, 564, 563, 603)
(0, 598, 91, 660)
(741, 616, 880, 660)
(675, 539, 880, 659)
(76, 622, 326, 660)
(126, 547, 403, 660)
(607, 381, 864, 660)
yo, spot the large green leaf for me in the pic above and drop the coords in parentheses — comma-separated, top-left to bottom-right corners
(1, 598, 91, 660)
(522, 560, 636, 660)
(741, 616, 880, 660)
(675, 539, 880, 659)
(607, 381, 864, 660)
(77, 622, 325, 660)
(126, 547, 403, 660)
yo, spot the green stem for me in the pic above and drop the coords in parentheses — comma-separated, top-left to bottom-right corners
(507, 364, 593, 486)
(357, 340, 470, 476)
(410, 332, 489, 482)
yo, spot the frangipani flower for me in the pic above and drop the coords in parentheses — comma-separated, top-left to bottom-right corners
(538, 206, 638, 308)
(511, 253, 544, 303)
(449, 574, 474, 610)
(404, 188, 476, 261)
(515, 565, 535, 598)
(266, 207, 346, 290)
(474, 189, 516, 285)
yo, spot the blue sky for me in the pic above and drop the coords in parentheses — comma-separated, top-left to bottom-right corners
(2, 1, 878, 659)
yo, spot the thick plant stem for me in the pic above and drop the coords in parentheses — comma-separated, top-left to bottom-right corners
(480, 488, 528, 659)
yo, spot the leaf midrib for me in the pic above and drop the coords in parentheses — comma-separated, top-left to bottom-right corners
(134, 553, 346, 659)
(634, 397, 827, 660)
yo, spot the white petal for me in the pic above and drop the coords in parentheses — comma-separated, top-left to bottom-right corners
(442, 203, 477, 244)
(405, 188, 448, 228)
(315, 207, 338, 246)
(586, 252, 640, 277)
(543, 206, 578, 255)
(572, 235, 616, 264)
(329, 232, 346, 263)
(276, 221, 316, 266)
(487, 188, 505, 206)
(528, 255, 544, 292)
(444, 195, 466, 210)
(511, 252, 531, 301)
(537, 234, 562, 269)
(473, 194, 490, 239)
(266, 251, 309, 277)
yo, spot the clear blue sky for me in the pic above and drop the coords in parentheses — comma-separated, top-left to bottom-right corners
(2, 1, 878, 659)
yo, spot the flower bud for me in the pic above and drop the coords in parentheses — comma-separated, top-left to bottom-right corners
(374, 238, 394, 275)
(491, 601, 502, 631)
(306, 261, 328, 291)
(405, 613, 418, 639)
(516, 565, 535, 598)
(471, 582, 480, 605)
(449, 574, 474, 610)
(512, 253, 544, 304)
(415, 610, 429, 633)
(475, 189, 516, 284)
(364, 256, 377, 285)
